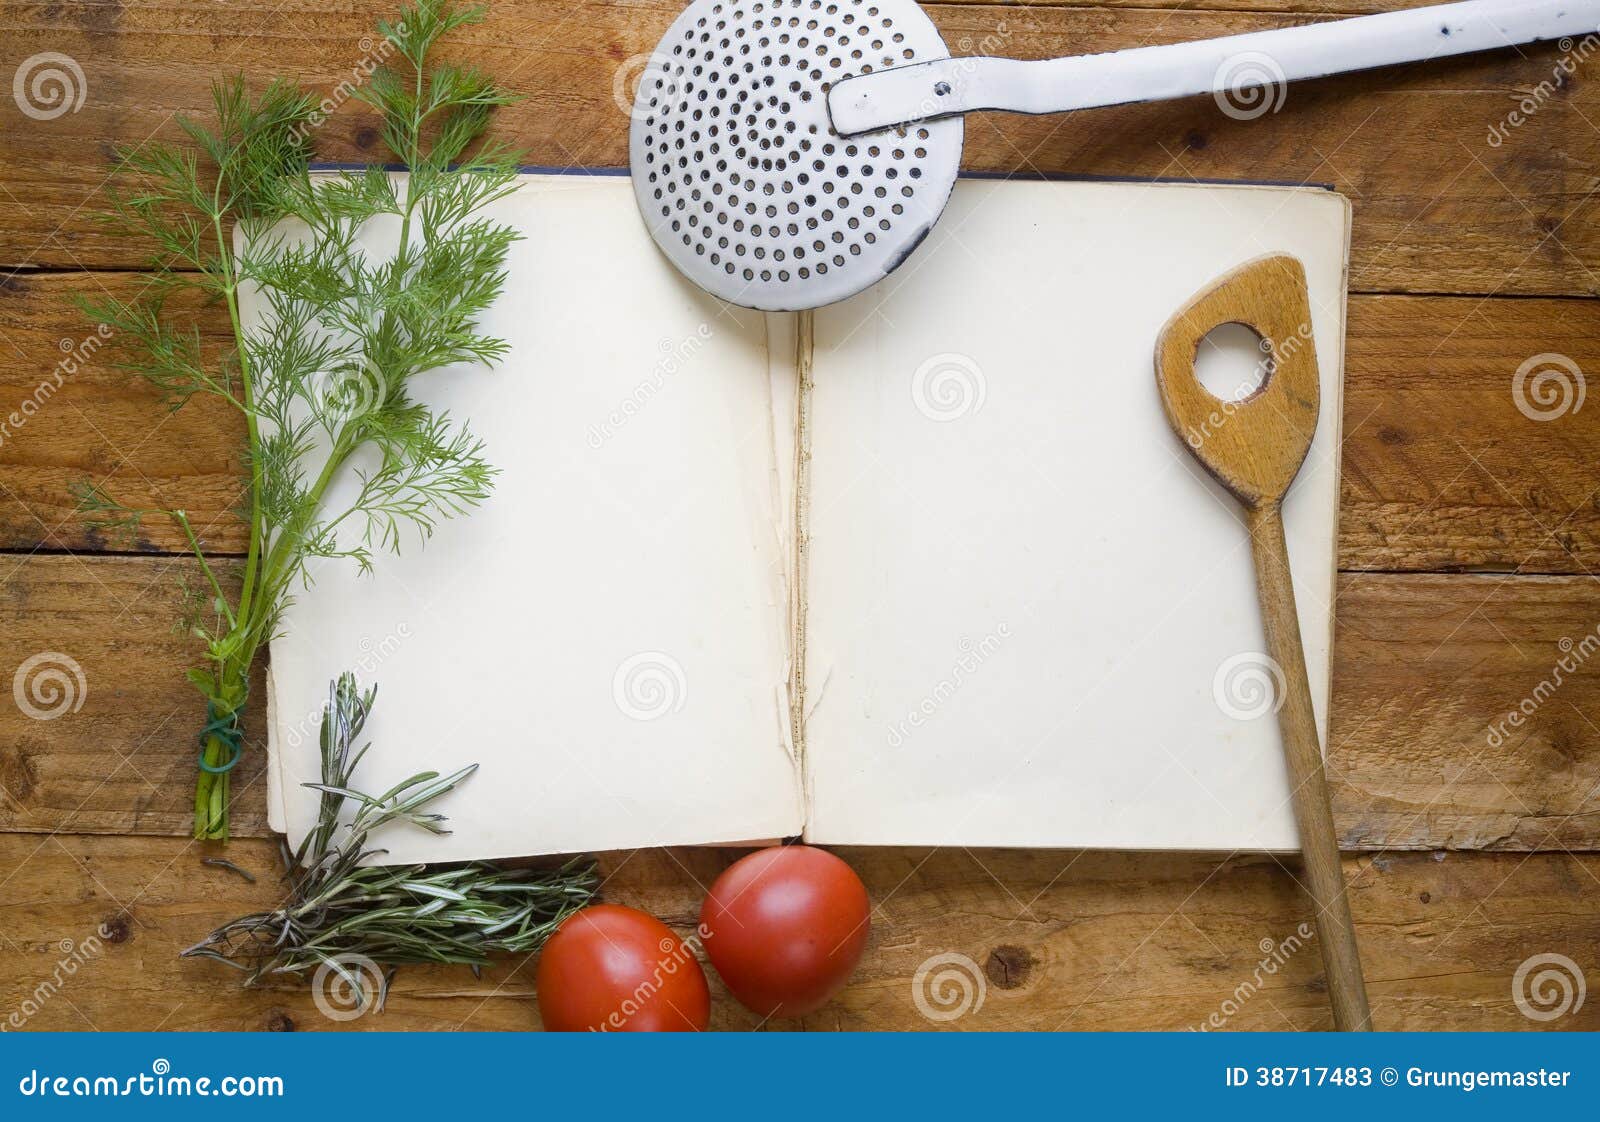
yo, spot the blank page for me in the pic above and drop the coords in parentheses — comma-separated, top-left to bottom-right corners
(263, 176, 803, 862)
(803, 180, 1350, 851)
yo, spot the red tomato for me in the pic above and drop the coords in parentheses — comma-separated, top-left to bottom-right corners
(699, 845, 870, 1018)
(535, 904, 710, 1032)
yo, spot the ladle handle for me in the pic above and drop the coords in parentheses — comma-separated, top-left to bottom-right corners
(1247, 502, 1372, 1032)
(829, 0, 1598, 135)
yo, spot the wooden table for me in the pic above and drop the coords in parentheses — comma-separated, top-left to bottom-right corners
(1, 0, 1598, 1032)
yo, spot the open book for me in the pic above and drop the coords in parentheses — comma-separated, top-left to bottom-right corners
(261, 173, 1351, 862)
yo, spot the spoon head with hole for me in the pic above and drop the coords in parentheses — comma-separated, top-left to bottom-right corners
(628, 0, 963, 311)
(1154, 254, 1322, 509)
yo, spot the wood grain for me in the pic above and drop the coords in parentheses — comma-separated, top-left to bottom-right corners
(0, 555, 270, 839)
(0, 272, 240, 556)
(1329, 572, 1600, 851)
(0, 0, 1594, 1037)
(1, 555, 1596, 849)
(1340, 294, 1600, 574)
(0, 2, 1594, 293)
(5, 275, 1599, 570)
(0, 836, 1595, 1031)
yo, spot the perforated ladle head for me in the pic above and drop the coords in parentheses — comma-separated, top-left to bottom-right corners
(628, 0, 963, 311)
(630, 0, 1599, 311)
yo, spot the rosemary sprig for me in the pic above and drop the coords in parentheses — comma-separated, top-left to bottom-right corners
(73, 0, 521, 840)
(183, 674, 597, 991)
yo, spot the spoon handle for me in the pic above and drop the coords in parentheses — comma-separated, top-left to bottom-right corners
(830, 0, 1598, 135)
(1247, 501, 1372, 1032)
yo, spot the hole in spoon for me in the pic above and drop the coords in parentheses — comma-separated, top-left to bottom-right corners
(1194, 321, 1273, 402)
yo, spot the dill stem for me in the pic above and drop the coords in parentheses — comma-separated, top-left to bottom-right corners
(194, 204, 261, 841)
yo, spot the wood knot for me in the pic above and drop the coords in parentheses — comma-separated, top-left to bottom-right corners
(99, 912, 132, 944)
(1184, 130, 1208, 152)
(355, 127, 379, 151)
(1377, 425, 1409, 446)
(984, 944, 1036, 990)
(264, 1009, 296, 1032)
(1419, 891, 1431, 904)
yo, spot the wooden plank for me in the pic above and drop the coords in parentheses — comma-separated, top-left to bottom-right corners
(1329, 572, 1600, 851)
(0, 835, 1595, 1030)
(0, 555, 270, 839)
(7, 276, 1600, 569)
(0, 3, 1595, 293)
(0, 272, 239, 556)
(1339, 294, 1600, 574)
(2, 555, 1597, 849)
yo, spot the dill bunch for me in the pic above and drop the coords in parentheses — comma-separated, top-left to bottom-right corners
(182, 674, 597, 1001)
(74, 0, 522, 839)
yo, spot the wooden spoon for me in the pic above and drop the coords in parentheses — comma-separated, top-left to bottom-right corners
(1154, 254, 1372, 1031)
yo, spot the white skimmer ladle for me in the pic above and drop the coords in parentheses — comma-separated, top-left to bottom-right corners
(630, 0, 1598, 310)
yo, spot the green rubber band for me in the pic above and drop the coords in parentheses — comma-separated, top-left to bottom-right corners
(197, 698, 245, 774)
